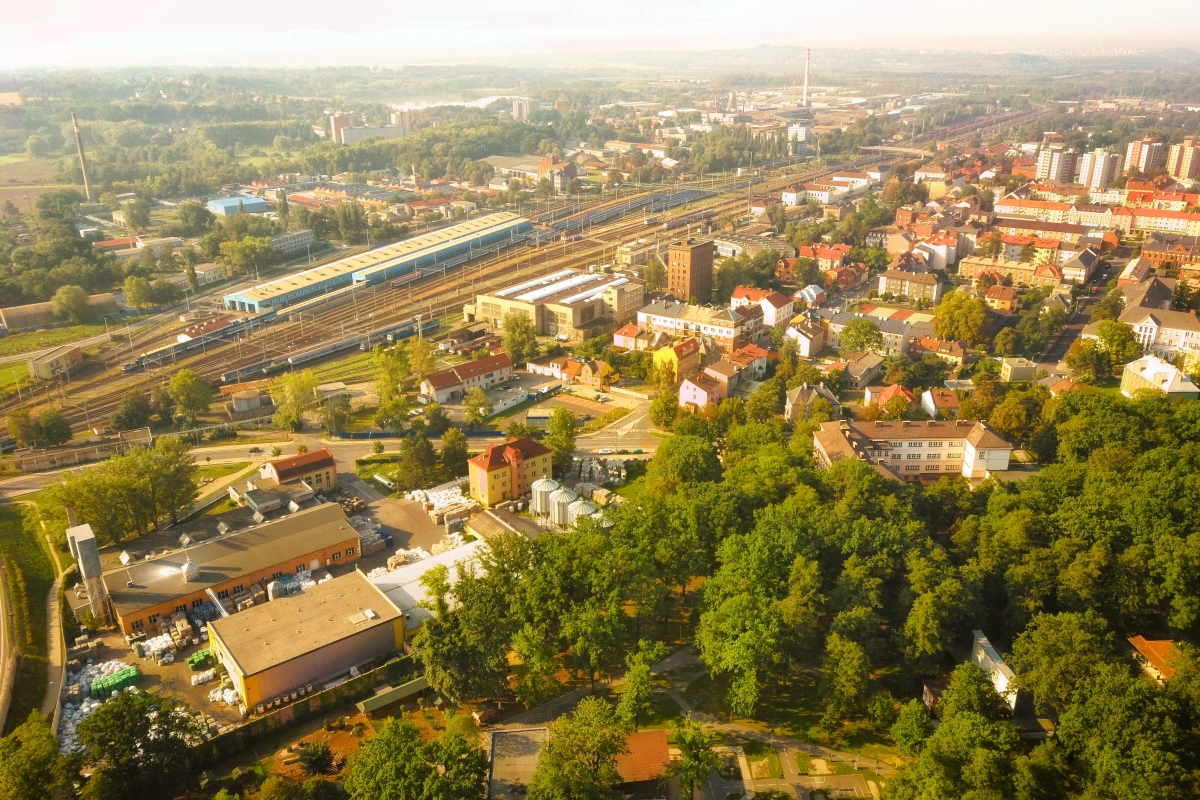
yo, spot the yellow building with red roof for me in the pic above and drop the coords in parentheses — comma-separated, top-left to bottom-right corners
(467, 437, 553, 507)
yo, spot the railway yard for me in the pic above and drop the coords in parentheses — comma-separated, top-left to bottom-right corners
(1, 107, 1042, 440)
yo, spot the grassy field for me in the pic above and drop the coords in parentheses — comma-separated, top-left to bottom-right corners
(308, 350, 375, 384)
(194, 461, 251, 484)
(580, 405, 631, 433)
(0, 153, 29, 166)
(0, 503, 56, 734)
(0, 323, 109, 357)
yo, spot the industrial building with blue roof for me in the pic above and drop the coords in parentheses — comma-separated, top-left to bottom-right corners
(207, 196, 269, 216)
(222, 212, 531, 313)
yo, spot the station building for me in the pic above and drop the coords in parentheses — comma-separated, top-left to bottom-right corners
(222, 213, 530, 313)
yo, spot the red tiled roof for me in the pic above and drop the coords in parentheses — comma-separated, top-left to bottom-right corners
(764, 292, 793, 309)
(731, 286, 771, 302)
(876, 384, 916, 405)
(468, 437, 551, 472)
(269, 447, 336, 481)
(452, 352, 513, 380)
(1129, 636, 1178, 679)
(615, 729, 670, 784)
(424, 371, 462, 391)
(614, 323, 640, 337)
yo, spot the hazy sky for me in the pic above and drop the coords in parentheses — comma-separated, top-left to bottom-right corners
(3, 1, 1199, 68)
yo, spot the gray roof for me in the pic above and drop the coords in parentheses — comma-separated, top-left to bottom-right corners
(105, 503, 357, 618)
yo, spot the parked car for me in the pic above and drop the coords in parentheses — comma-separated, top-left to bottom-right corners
(249, 446, 262, 454)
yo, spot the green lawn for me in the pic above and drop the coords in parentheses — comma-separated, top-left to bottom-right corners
(0, 153, 29, 166)
(742, 740, 783, 779)
(0, 323, 110, 357)
(307, 350, 375, 384)
(194, 461, 251, 484)
(0, 503, 56, 733)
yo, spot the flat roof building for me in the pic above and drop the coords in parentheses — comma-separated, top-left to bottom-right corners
(208, 570, 404, 709)
(103, 503, 361, 634)
(667, 239, 714, 303)
(27, 344, 82, 382)
(224, 213, 530, 312)
(208, 196, 268, 216)
(469, 269, 644, 341)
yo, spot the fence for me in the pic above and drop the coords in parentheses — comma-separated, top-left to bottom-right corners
(191, 654, 420, 768)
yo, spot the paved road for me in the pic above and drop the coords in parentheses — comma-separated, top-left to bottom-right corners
(1037, 295, 1097, 373)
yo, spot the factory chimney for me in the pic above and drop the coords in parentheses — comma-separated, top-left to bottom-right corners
(71, 112, 94, 202)
(802, 49, 811, 108)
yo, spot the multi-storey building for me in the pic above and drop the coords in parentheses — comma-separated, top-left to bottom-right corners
(1120, 355, 1199, 399)
(667, 239, 715, 303)
(637, 299, 762, 353)
(1036, 146, 1076, 183)
(813, 419, 1012, 481)
(820, 311, 935, 358)
(1168, 138, 1200, 181)
(993, 198, 1072, 224)
(467, 437, 552, 507)
(877, 270, 943, 304)
(471, 269, 644, 341)
(1126, 138, 1167, 174)
(419, 353, 514, 404)
(730, 286, 794, 327)
(1076, 148, 1124, 191)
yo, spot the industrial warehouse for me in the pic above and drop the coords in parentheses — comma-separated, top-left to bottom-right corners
(207, 571, 404, 709)
(102, 503, 362, 635)
(222, 212, 531, 312)
(465, 268, 645, 341)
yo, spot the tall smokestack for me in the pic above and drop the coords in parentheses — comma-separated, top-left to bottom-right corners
(802, 49, 811, 108)
(71, 112, 94, 203)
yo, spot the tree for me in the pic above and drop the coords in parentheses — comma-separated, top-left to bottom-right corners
(168, 368, 212, 425)
(643, 256, 666, 292)
(270, 370, 319, 431)
(1018, 241, 1037, 263)
(976, 231, 1003, 260)
(218, 235, 278, 278)
(7, 409, 36, 448)
(320, 394, 352, 435)
(463, 387, 493, 429)
(406, 335, 437, 384)
(1094, 319, 1142, 365)
(441, 427, 470, 476)
(501, 311, 537, 366)
(345, 717, 487, 800)
(993, 326, 1018, 356)
(121, 199, 152, 230)
(78, 691, 202, 800)
(0, 711, 68, 800)
(745, 377, 784, 422)
(820, 632, 870, 724)
(373, 345, 411, 403)
(298, 740, 334, 776)
(528, 696, 629, 800)
(112, 389, 151, 430)
(890, 700, 932, 756)
(544, 406, 577, 471)
(649, 387, 679, 429)
(256, 776, 297, 800)
(1065, 338, 1112, 383)
(51, 284, 90, 324)
(668, 715, 721, 797)
(123, 275, 152, 309)
(935, 290, 991, 346)
(375, 397, 411, 436)
(645, 434, 721, 491)
(150, 384, 172, 422)
(25, 409, 72, 448)
(1008, 610, 1116, 715)
(867, 690, 898, 730)
(939, 662, 1009, 722)
(839, 317, 884, 353)
(617, 640, 667, 731)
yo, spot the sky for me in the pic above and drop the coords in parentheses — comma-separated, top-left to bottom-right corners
(2, 1, 1200, 69)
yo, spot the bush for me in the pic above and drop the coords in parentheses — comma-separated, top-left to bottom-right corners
(298, 739, 334, 776)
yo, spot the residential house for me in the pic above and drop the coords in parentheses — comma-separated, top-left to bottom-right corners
(921, 388, 960, 419)
(985, 285, 1020, 312)
(1128, 636, 1180, 684)
(999, 357, 1038, 382)
(259, 448, 338, 492)
(638, 299, 763, 353)
(731, 286, 794, 328)
(864, 384, 917, 409)
(784, 383, 841, 422)
(679, 374, 725, 409)
(1083, 307, 1200, 360)
(795, 284, 826, 307)
(467, 437, 553, 507)
(703, 359, 742, 396)
(652, 338, 701, 382)
(1120, 355, 1199, 399)
(823, 311, 936, 358)
(612, 323, 653, 351)
(786, 319, 825, 358)
(419, 353, 514, 403)
(840, 351, 885, 388)
(813, 419, 1013, 481)
(908, 336, 967, 367)
(877, 270, 943, 304)
(729, 343, 770, 380)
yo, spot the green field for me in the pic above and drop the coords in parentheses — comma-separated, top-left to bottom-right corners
(0, 323, 109, 358)
(195, 461, 251, 484)
(0, 153, 29, 166)
(0, 503, 56, 733)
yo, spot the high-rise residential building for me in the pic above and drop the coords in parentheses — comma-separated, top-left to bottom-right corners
(1076, 148, 1124, 191)
(1168, 138, 1200, 181)
(329, 113, 352, 145)
(1036, 146, 1076, 183)
(389, 110, 411, 136)
(667, 239, 715, 303)
(1126, 137, 1167, 174)
(512, 97, 530, 122)
(554, 99, 570, 115)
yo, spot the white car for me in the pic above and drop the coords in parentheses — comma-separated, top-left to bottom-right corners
(598, 448, 613, 455)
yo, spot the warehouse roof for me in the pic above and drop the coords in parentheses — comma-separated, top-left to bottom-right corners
(226, 213, 526, 306)
(369, 539, 489, 630)
(104, 503, 357, 618)
(209, 570, 401, 677)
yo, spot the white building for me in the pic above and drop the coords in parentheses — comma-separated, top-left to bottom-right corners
(813, 419, 1012, 480)
(972, 630, 1019, 710)
(270, 229, 315, 257)
(1121, 355, 1200, 399)
(1076, 148, 1124, 191)
(1084, 308, 1200, 360)
(730, 286, 794, 328)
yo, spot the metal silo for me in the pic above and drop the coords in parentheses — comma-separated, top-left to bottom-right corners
(567, 499, 598, 526)
(549, 487, 577, 528)
(531, 478, 560, 517)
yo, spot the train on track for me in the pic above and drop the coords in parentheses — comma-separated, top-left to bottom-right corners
(122, 311, 279, 373)
(661, 208, 716, 230)
(218, 317, 440, 383)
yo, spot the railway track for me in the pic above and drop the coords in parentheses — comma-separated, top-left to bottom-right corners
(11, 107, 1047, 435)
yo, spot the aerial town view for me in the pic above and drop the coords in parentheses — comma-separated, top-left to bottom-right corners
(3, 3, 1200, 799)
